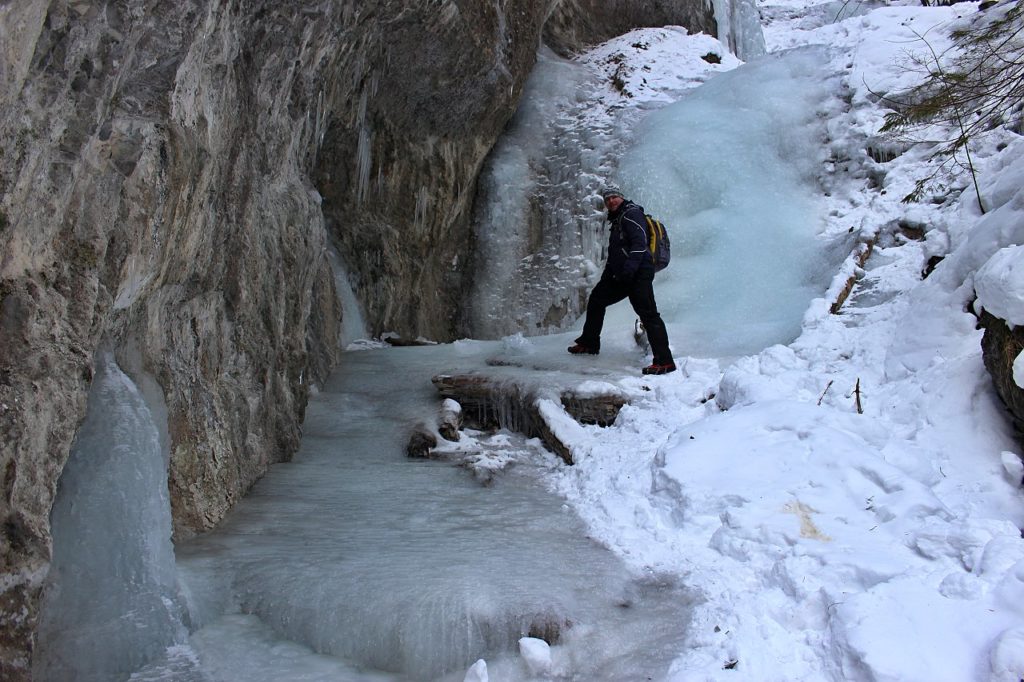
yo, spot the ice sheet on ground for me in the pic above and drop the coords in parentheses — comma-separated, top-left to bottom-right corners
(176, 345, 693, 681)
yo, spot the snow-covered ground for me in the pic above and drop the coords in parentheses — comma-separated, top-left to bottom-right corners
(541, 1, 1024, 680)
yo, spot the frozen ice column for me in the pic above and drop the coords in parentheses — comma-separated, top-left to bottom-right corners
(34, 354, 187, 681)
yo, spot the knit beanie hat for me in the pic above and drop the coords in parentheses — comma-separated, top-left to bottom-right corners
(600, 186, 624, 201)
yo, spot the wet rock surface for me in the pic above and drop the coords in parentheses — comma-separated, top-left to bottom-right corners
(405, 425, 439, 459)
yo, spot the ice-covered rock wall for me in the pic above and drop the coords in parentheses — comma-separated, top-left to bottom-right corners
(1, 3, 344, 675)
(465, 48, 606, 338)
(0, 1, 719, 678)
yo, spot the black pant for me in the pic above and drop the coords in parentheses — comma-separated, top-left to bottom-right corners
(575, 273, 673, 364)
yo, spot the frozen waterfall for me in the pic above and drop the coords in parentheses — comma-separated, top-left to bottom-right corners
(35, 355, 188, 682)
(714, 0, 768, 60)
(469, 38, 843, 358)
(608, 45, 844, 358)
(467, 47, 608, 339)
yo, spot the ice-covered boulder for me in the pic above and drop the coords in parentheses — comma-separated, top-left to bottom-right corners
(464, 659, 489, 682)
(519, 636, 553, 676)
(976, 245, 1024, 327)
(439, 398, 464, 442)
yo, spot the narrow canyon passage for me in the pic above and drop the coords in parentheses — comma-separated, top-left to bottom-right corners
(173, 45, 846, 677)
(39, 37, 847, 682)
(22, 0, 1024, 679)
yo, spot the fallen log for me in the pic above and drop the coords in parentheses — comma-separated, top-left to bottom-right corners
(431, 374, 628, 465)
(561, 392, 626, 427)
(830, 239, 875, 314)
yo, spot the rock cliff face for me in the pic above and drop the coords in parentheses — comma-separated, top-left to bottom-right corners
(0, 0, 715, 678)
(0, 2, 344, 673)
(980, 311, 1024, 437)
(544, 0, 718, 56)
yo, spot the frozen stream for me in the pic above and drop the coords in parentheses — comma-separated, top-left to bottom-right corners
(173, 344, 691, 681)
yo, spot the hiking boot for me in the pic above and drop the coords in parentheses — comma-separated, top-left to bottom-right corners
(642, 362, 676, 375)
(567, 343, 599, 355)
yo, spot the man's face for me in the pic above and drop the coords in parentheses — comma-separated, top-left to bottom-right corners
(604, 195, 624, 212)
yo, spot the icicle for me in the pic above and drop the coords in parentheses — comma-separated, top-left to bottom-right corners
(327, 243, 369, 347)
(356, 88, 373, 205)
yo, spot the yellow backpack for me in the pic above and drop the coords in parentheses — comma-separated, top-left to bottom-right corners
(645, 215, 671, 271)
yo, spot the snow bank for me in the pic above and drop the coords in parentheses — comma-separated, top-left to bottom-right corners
(976, 247, 1024, 327)
(554, 2, 1024, 680)
(655, 400, 1023, 680)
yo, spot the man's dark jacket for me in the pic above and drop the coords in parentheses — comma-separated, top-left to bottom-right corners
(604, 200, 654, 281)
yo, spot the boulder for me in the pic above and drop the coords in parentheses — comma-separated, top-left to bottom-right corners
(980, 311, 1024, 437)
(406, 425, 439, 459)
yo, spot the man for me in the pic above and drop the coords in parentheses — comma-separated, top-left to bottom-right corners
(567, 187, 676, 375)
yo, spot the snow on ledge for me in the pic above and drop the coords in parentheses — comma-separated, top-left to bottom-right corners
(975, 245, 1024, 328)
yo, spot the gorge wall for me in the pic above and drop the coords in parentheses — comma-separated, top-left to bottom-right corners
(544, 0, 718, 56)
(0, 0, 717, 677)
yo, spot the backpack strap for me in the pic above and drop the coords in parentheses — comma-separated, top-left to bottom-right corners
(645, 215, 663, 263)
